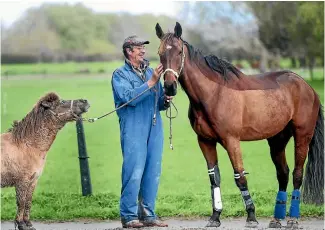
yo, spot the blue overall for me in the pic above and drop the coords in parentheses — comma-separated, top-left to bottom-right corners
(111, 60, 167, 224)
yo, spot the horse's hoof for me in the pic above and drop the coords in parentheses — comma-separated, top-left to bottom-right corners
(245, 220, 259, 228)
(268, 219, 282, 228)
(286, 219, 299, 229)
(206, 220, 221, 228)
(15, 221, 30, 230)
(26, 227, 36, 230)
(25, 220, 36, 230)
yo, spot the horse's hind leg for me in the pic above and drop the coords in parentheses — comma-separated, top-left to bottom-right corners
(286, 127, 313, 229)
(267, 126, 292, 228)
(198, 136, 222, 228)
(23, 181, 37, 230)
(15, 182, 29, 230)
(222, 137, 258, 228)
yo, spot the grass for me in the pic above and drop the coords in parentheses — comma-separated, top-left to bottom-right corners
(1, 61, 158, 76)
(1, 72, 324, 221)
(1, 61, 323, 80)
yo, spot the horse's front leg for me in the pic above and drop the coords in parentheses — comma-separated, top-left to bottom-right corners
(23, 180, 38, 230)
(198, 136, 221, 228)
(15, 182, 29, 230)
(223, 138, 259, 228)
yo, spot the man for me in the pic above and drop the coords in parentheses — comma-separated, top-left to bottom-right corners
(111, 35, 171, 228)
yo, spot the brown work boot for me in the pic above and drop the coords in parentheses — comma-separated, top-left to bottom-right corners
(141, 219, 168, 227)
(122, 220, 144, 228)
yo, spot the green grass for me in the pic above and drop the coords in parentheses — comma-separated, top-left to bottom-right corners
(1, 61, 159, 76)
(1, 61, 120, 75)
(2, 61, 323, 80)
(1, 74, 324, 221)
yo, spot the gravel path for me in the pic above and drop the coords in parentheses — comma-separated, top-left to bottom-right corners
(1, 218, 324, 230)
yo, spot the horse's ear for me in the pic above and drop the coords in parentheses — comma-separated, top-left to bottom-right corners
(155, 23, 164, 39)
(40, 92, 59, 108)
(174, 22, 182, 38)
(41, 101, 52, 108)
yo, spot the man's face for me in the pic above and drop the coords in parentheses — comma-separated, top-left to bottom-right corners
(128, 45, 146, 64)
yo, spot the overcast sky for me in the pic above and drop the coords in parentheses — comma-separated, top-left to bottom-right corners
(0, 0, 182, 27)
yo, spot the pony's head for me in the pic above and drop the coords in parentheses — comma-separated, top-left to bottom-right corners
(38, 92, 90, 122)
(9, 92, 91, 144)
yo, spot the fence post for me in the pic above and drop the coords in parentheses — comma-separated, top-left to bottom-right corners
(76, 117, 92, 196)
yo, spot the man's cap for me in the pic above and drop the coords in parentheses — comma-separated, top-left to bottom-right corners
(122, 35, 150, 49)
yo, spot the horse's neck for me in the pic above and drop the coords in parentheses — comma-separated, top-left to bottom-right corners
(180, 60, 219, 105)
(23, 119, 64, 153)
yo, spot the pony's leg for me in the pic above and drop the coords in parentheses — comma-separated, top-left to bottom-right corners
(15, 183, 29, 230)
(198, 136, 221, 228)
(287, 129, 312, 229)
(223, 138, 258, 228)
(23, 181, 37, 230)
(267, 128, 292, 228)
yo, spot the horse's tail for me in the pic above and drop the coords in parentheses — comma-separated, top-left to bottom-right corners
(302, 104, 324, 205)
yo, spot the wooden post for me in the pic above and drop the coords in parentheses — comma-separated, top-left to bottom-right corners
(76, 118, 92, 196)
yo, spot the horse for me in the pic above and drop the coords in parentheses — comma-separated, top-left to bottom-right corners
(1, 92, 90, 230)
(155, 22, 324, 229)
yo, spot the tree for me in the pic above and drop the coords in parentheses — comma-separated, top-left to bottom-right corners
(288, 2, 324, 79)
(249, 2, 324, 78)
(248, 2, 297, 56)
(179, 1, 269, 71)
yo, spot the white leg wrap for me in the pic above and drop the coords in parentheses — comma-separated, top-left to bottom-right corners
(213, 187, 223, 210)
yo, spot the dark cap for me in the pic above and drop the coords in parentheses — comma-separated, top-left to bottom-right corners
(122, 35, 150, 49)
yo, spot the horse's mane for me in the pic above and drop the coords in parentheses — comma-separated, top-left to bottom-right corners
(8, 93, 59, 144)
(184, 40, 241, 81)
(159, 33, 241, 81)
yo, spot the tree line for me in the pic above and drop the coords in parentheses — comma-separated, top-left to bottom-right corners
(1, 2, 323, 78)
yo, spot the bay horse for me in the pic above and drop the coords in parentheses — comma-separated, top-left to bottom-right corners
(1, 92, 90, 230)
(155, 22, 324, 229)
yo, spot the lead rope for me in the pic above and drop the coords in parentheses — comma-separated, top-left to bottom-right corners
(166, 101, 178, 150)
(81, 86, 179, 150)
(82, 86, 178, 150)
(153, 85, 158, 126)
(83, 87, 152, 122)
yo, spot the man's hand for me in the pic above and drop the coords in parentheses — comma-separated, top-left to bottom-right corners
(164, 95, 173, 108)
(165, 95, 173, 103)
(148, 64, 164, 88)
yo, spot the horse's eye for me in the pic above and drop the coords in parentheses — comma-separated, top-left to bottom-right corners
(179, 51, 182, 55)
(60, 100, 66, 104)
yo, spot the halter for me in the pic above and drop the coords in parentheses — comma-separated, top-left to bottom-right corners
(161, 41, 185, 80)
(49, 100, 79, 122)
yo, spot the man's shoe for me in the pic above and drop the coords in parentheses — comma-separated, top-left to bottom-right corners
(122, 220, 144, 228)
(141, 219, 168, 227)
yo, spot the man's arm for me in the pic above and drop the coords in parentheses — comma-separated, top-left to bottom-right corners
(111, 70, 151, 107)
(158, 82, 170, 111)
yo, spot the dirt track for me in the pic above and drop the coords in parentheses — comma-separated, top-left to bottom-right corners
(1, 218, 324, 230)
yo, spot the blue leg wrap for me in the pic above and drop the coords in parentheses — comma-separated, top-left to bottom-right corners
(289, 190, 300, 218)
(274, 191, 287, 219)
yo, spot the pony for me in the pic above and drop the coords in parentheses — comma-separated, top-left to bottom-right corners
(155, 22, 323, 229)
(1, 92, 90, 230)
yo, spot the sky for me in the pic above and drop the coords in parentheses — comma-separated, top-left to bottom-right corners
(0, 0, 181, 27)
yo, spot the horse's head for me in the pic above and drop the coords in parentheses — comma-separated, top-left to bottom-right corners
(39, 92, 90, 122)
(156, 22, 185, 96)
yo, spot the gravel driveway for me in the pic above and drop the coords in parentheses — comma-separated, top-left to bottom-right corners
(1, 218, 324, 230)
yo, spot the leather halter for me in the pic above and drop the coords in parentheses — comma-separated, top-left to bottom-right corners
(161, 42, 185, 80)
(49, 100, 79, 122)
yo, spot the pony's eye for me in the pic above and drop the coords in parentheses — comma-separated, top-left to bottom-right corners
(179, 51, 182, 55)
(60, 100, 66, 104)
